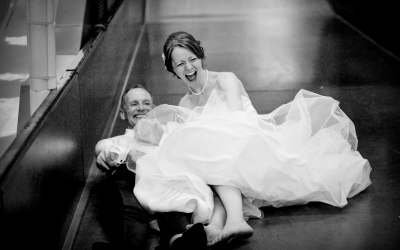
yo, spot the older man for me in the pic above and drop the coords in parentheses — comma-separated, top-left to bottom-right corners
(94, 84, 206, 250)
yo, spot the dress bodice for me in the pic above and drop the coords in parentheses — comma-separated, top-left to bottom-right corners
(191, 89, 257, 115)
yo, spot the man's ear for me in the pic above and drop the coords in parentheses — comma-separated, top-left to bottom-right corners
(119, 108, 126, 120)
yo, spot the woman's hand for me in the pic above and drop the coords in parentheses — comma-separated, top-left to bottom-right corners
(125, 149, 146, 171)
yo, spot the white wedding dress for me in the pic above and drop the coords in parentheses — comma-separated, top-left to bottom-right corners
(132, 89, 372, 223)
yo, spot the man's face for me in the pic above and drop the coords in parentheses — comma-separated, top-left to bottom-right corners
(120, 88, 154, 128)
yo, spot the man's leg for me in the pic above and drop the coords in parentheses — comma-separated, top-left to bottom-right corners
(112, 165, 151, 250)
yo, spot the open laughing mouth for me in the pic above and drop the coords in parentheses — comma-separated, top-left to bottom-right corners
(185, 71, 197, 81)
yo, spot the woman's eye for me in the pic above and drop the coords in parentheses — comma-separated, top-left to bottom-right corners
(190, 58, 196, 62)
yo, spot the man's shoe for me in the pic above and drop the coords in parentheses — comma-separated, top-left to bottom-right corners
(170, 223, 207, 250)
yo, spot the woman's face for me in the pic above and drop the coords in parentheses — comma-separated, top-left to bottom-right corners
(171, 47, 204, 84)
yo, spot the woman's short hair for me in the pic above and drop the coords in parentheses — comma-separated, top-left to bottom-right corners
(162, 31, 205, 76)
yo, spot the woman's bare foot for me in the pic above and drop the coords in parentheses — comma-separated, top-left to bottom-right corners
(205, 224, 223, 246)
(209, 221, 253, 246)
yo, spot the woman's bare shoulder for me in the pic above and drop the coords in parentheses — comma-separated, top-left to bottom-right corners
(216, 72, 238, 82)
(216, 72, 242, 91)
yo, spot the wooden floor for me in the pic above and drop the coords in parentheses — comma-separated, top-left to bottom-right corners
(73, 0, 400, 249)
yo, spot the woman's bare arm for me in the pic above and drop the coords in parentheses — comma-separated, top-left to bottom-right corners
(217, 72, 244, 111)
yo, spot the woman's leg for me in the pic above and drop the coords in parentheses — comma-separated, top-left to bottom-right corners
(204, 193, 226, 244)
(211, 185, 253, 245)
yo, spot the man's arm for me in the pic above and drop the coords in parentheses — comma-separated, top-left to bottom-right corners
(95, 136, 126, 173)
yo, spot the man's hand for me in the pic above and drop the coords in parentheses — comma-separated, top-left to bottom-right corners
(96, 150, 120, 173)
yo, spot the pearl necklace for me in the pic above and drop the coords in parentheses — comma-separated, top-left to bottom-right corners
(188, 70, 208, 96)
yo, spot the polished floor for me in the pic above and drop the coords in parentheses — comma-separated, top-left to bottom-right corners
(73, 0, 400, 249)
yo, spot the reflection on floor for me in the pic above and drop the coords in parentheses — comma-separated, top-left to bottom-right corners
(73, 0, 400, 249)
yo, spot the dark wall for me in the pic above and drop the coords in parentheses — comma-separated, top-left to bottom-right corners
(0, 0, 145, 249)
(81, 0, 124, 50)
(328, 0, 400, 59)
(79, 0, 144, 171)
(0, 75, 84, 249)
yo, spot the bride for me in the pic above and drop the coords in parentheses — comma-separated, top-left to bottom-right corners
(131, 31, 372, 246)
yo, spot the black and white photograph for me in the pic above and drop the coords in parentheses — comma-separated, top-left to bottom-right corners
(0, 0, 399, 249)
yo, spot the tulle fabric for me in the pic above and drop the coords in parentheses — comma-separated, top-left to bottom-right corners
(132, 89, 371, 223)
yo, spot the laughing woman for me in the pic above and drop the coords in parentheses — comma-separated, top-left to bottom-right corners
(132, 31, 372, 247)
